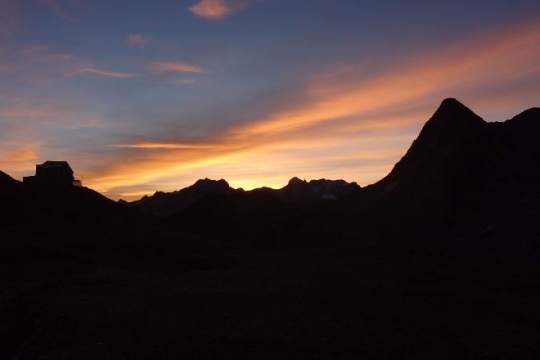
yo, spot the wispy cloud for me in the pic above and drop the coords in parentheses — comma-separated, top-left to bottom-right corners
(189, 0, 237, 20)
(112, 143, 224, 150)
(172, 78, 197, 85)
(127, 33, 150, 47)
(0, 44, 75, 83)
(74, 68, 138, 78)
(5, 45, 137, 82)
(149, 61, 206, 74)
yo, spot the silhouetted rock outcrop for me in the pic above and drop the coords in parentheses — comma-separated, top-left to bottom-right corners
(124, 178, 242, 217)
(256, 177, 360, 203)
(0, 170, 21, 192)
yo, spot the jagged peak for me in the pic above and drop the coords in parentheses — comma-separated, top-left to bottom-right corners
(416, 98, 485, 140)
(309, 178, 346, 185)
(194, 178, 230, 187)
(438, 97, 466, 110)
(431, 98, 485, 125)
(288, 177, 306, 186)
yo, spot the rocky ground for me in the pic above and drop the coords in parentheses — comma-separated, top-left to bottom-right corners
(1, 224, 539, 360)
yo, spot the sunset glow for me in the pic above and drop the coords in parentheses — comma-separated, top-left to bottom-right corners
(1, 1, 540, 200)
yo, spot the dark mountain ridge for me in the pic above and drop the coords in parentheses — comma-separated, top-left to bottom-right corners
(255, 177, 361, 203)
(0, 176, 146, 227)
(1, 98, 539, 247)
(377, 98, 540, 193)
(121, 178, 242, 217)
(123, 176, 360, 217)
(374, 99, 540, 206)
(340, 98, 540, 248)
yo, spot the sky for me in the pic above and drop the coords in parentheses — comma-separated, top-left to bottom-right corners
(1, 0, 540, 200)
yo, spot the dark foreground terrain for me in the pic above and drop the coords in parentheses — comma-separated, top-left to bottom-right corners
(1, 223, 539, 360)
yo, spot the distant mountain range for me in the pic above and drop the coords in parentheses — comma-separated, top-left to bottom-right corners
(1, 98, 539, 252)
(254, 177, 361, 203)
(122, 177, 360, 217)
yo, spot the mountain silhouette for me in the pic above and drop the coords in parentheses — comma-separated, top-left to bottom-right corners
(379, 98, 540, 199)
(122, 178, 242, 216)
(355, 98, 540, 241)
(1, 98, 539, 243)
(125, 176, 359, 218)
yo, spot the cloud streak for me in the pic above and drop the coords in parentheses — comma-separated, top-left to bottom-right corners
(74, 68, 138, 78)
(149, 61, 206, 74)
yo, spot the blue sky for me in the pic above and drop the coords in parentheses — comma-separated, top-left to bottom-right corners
(1, 0, 540, 199)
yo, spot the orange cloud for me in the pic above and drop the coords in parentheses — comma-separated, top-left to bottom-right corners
(189, 0, 234, 20)
(0, 149, 38, 166)
(149, 61, 206, 74)
(0, 140, 40, 179)
(85, 110, 418, 200)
